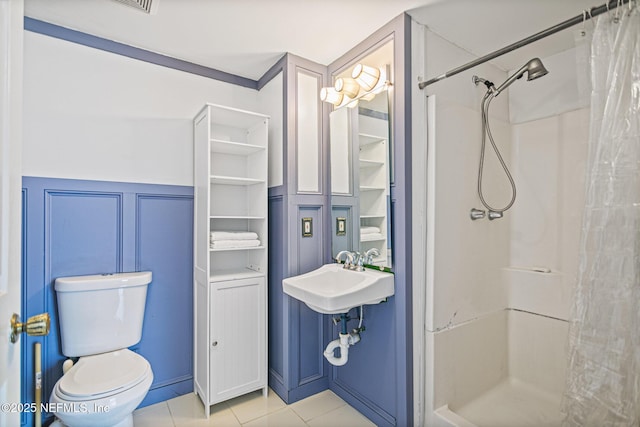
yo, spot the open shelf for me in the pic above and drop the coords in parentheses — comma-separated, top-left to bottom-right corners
(359, 159, 385, 168)
(211, 139, 265, 155)
(360, 236, 386, 243)
(210, 215, 265, 220)
(210, 175, 265, 186)
(360, 185, 385, 191)
(209, 268, 265, 282)
(209, 246, 266, 252)
(359, 133, 386, 147)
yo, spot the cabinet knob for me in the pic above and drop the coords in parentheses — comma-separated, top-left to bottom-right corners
(212, 341, 218, 347)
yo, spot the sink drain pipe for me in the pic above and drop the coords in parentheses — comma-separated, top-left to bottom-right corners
(323, 306, 363, 366)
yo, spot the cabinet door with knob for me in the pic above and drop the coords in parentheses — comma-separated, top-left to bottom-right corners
(209, 277, 266, 404)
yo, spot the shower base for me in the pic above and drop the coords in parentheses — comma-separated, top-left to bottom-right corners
(443, 377, 562, 427)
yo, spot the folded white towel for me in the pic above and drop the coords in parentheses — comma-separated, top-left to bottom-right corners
(361, 233, 384, 242)
(210, 231, 259, 241)
(210, 239, 261, 249)
(360, 226, 381, 235)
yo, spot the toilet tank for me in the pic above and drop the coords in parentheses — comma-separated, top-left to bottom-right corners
(54, 271, 152, 357)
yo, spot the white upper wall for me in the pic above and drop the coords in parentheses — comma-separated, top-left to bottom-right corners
(257, 70, 284, 188)
(508, 46, 590, 124)
(23, 31, 261, 186)
(422, 28, 509, 121)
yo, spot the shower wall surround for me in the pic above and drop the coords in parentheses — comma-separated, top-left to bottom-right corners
(413, 24, 591, 426)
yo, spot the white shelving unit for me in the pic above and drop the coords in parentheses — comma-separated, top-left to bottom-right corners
(358, 120, 389, 266)
(193, 103, 269, 414)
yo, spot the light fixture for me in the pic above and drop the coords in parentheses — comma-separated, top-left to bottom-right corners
(321, 64, 390, 108)
(334, 77, 360, 98)
(351, 64, 381, 91)
(320, 87, 344, 106)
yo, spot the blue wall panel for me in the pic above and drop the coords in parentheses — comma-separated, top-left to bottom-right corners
(136, 194, 194, 405)
(267, 196, 286, 391)
(332, 302, 397, 426)
(48, 191, 122, 275)
(295, 206, 325, 384)
(21, 177, 193, 426)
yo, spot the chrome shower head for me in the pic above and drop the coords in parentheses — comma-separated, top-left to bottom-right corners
(494, 57, 549, 96)
(525, 57, 549, 81)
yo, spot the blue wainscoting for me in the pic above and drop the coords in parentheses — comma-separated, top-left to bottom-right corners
(21, 177, 193, 427)
(267, 194, 330, 403)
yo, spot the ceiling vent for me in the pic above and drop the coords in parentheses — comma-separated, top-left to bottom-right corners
(112, 0, 158, 14)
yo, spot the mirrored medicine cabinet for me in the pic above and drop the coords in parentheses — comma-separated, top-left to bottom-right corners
(328, 40, 393, 270)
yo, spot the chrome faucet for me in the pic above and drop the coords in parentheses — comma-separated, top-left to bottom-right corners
(364, 248, 380, 264)
(335, 250, 355, 269)
(352, 252, 365, 272)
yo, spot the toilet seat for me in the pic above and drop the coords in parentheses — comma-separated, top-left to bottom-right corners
(57, 349, 150, 401)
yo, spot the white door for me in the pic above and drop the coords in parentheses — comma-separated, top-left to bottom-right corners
(0, 1, 24, 426)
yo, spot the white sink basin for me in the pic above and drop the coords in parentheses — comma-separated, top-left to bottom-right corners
(282, 263, 394, 314)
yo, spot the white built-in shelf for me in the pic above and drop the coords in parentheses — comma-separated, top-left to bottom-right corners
(211, 139, 265, 155)
(360, 237, 386, 243)
(360, 214, 386, 219)
(359, 186, 385, 192)
(210, 215, 265, 220)
(359, 159, 385, 168)
(370, 256, 387, 265)
(359, 133, 386, 147)
(210, 175, 265, 186)
(209, 246, 266, 252)
(209, 268, 265, 282)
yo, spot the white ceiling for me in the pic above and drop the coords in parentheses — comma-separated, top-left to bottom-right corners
(25, 0, 598, 81)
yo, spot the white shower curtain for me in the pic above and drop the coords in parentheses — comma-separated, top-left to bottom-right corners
(562, 3, 640, 426)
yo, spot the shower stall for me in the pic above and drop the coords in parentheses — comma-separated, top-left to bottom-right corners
(412, 2, 639, 426)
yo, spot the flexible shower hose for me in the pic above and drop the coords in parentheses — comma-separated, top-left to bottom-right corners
(477, 90, 517, 213)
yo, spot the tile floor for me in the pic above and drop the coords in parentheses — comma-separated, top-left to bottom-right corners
(133, 388, 377, 427)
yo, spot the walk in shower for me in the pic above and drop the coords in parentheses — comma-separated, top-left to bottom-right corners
(415, 1, 639, 426)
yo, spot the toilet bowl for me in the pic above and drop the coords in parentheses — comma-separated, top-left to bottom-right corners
(50, 272, 154, 427)
(50, 350, 153, 427)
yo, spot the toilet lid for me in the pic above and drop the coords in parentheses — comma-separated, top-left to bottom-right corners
(59, 349, 150, 399)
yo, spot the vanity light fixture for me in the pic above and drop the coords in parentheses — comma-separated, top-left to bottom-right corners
(320, 64, 390, 108)
(335, 77, 361, 99)
(351, 64, 381, 91)
(320, 87, 344, 106)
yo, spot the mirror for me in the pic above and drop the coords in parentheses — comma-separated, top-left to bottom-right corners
(330, 89, 392, 269)
(329, 40, 393, 269)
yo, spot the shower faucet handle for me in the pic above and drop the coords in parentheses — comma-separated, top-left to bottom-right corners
(470, 208, 486, 220)
(488, 211, 503, 220)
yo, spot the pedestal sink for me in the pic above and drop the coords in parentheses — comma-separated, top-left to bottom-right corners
(282, 263, 394, 314)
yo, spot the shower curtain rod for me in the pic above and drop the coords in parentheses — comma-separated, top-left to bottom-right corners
(418, 0, 631, 89)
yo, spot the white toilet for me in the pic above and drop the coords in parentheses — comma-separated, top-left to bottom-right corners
(49, 271, 154, 427)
